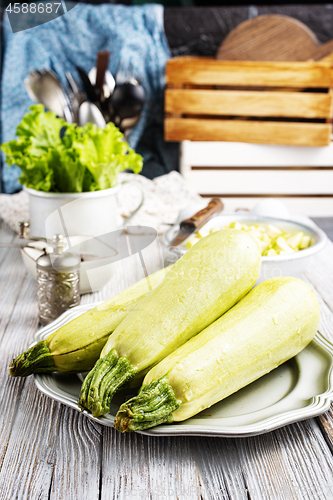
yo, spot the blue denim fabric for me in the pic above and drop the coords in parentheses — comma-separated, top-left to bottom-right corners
(0, 3, 170, 193)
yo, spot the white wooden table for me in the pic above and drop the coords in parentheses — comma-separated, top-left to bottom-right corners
(1, 219, 333, 500)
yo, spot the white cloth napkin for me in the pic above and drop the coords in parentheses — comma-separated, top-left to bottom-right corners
(0, 171, 202, 235)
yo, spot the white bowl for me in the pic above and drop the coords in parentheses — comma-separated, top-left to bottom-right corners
(164, 214, 327, 283)
(21, 235, 116, 294)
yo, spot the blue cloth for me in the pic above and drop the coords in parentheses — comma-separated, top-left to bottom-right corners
(1, 3, 171, 193)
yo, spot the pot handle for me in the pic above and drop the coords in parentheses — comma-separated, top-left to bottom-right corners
(118, 180, 144, 227)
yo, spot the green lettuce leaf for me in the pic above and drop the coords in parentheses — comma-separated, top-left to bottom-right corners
(70, 122, 143, 191)
(1, 105, 143, 193)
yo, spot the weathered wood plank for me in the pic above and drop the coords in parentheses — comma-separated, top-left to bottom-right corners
(0, 253, 38, 476)
(191, 437, 248, 500)
(236, 419, 333, 500)
(0, 248, 32, 347)
(304, 240, 333, 313)
(191, 417, 333, 500)
(165, 118, 331, 146)
(303, 262, 333, 454)
(144, 435, 203, 499)
(0, 270, 42, 487)
(0, 221, 16, 268)
(166, 89, 333, 119)
(0, 381, 62, 500)
(100, 431, 204, 500)
(49, 410, 102, 500)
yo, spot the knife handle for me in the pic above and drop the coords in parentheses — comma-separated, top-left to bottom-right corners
(181, 198, 224, 230)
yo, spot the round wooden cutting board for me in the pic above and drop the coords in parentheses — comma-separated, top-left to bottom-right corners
(216, 15, 333, 61)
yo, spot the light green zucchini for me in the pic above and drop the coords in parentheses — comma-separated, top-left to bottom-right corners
(9, 267, 169, 377)
(114, 277, 320, 432)
(79, 229, 262, 417)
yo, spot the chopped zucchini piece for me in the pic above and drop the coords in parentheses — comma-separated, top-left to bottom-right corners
(265, 248, 278, 256)
(274, 237, 294, 254)
(299, 235, 312, 249)
(229, 221, 243, 230)
(286, 232, 303, 249)
(266, 224, 282, 238)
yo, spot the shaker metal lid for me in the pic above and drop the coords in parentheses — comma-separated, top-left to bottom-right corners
(36, 252, 53, 270)
(36, 251, 80, 272)
(52, 251, 81, 272)
(36, 234, 80, 272)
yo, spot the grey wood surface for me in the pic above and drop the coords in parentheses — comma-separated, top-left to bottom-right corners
(1, 220, 333, 500)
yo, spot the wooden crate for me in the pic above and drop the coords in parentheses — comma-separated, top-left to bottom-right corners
(180, 140, 333, 216)
(165, 58, 333, 146)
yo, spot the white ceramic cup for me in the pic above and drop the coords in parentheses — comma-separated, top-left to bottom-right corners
(24, 182, 144, 240)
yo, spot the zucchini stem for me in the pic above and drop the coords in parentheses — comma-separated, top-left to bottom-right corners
(114, 377, 182, 432)
(78, 348, 136, 417)
(9, 340, 55, 377)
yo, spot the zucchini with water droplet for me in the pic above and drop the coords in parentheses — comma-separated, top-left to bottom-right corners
(9, 267, 169, 377)
(114, 277, 320, 432)
(79, 229, 262, 417)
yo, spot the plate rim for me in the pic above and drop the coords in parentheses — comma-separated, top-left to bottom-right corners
(32, 303, 333, 438)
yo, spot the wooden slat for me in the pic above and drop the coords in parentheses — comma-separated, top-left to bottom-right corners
(182, 169, 333, 195)
(166, 89, 333, 119)
(201, 197, 333, 217)
(180, 141, 333, 168)
(165, 118, 332, 146)
(166, 58, 333, 88)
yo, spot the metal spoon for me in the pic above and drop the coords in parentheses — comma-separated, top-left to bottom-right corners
(25, 69, 73, 123)
(119, 113, 141, 139)
(76, 66, 98, 103)
(88, 66, 115, 97)
(112, 82, 145, 123)
(66, 71, 84, 123)
(89, 52, 115, 123)
(78, 101, 106, 128)
(111, 62, 145, 125)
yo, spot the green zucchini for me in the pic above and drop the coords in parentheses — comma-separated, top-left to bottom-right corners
(79, 229, 262, 417)
(114, 277, 320, 432)
(9, 267, 169, 377)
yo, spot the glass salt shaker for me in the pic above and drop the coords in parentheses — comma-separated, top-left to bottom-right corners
(36, 235, 80, 325)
